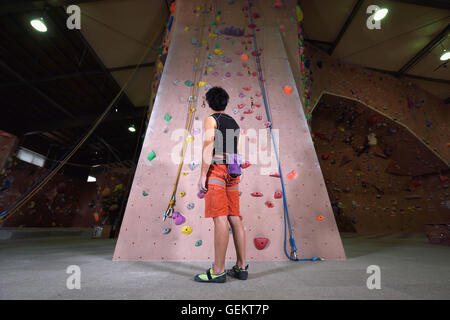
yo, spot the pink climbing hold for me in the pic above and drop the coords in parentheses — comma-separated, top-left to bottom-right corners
(265, 122, 271, 128)
(274, 190, 282, 199)
(237, 103, 245, 109)
(265, 201, 274, 208)
(240, 116, 245, 121)
(251, 192, 263, 197)
(197, 192, 205, 199)
(256, 115, 262, 120)
(244, 109, 254, 114)
(255, 92, 261, 97)
(254, 238, 269, 250)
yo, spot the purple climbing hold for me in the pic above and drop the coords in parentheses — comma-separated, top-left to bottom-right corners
(197, 192, 205, 199)
(212, 72, 219, 77)
(225, 72, 231, 77)
(224, 57, 232, 63)
(239, 92, 245, 98)
(172, 212, 186, 225)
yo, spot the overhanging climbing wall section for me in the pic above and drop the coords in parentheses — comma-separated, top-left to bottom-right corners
(113, 0, 345, 261)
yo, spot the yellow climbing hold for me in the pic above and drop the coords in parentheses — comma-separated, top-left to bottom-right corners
(186, 135, 194, 143)
(202, 40, 207, 44)
(216, 16, 221, 22)
(214, 49, 224, 55)
(209, 33, 217, 38)
(196, 6, 201, 12)
(208, 67, 214, 72)
(179, 191, 186, 197)
(157, 62, 163, 70)
(182, 226, 193, 235)
(184, 26, 190, 31)
(195, 58, 199, 63)
(296, 5, 304, 22)
(198, 81, 207, 87)
(182, 171, 190, 176)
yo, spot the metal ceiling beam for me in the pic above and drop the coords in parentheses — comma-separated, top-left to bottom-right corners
(397, 24, 450, 75)
(328, 0, 364, 55)
(392, 0, 450, 10)
(0, 0, 104, 15)
(0, 63, 155, 88)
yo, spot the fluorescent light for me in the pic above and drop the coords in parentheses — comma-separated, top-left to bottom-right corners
(374, 8, 388, 21)
(440, 51, 450, 61)
(87, 176, 97, 182)
(30, 18, 47, 32)
(128, 125, 136, 132)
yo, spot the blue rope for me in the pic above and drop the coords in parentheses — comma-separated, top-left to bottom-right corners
(247, 0, 320, 262)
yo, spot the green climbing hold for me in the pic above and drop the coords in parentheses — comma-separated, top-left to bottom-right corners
(185, 80, 194, 87)
(195, 240, 202, 247)
(142, 191, 148, 196)
(211, 21, 217, 26)
(157, 47, 163, 54)
(231, 41, 235, 45)
(215, 43, 220, 49)
(147, 150, 156, 162)
(164, 113, 172, 122)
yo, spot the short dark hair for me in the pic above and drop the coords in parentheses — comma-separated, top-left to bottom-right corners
(206, 87, 229, 111)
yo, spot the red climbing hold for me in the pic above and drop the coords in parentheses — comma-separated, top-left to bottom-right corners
(274, 190, 282, 199)
(248, 23, 256, 29)
(253, 12, 260, 19)
(254, 238, 269, 250)
(270, 172, 281, 178)
(243, 87, 251, 91)
(256, 115, 262, 120)
(241, 161, 251, 169)
(251, 192, 263, 197)
(244, 109, 254, 114)
(321, 153, 330, 160)
(265, 201, 274, 208)
(238, 103, 245, 109)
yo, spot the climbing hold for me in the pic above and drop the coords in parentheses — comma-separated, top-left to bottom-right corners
(198, 81, 207, 87)
(256, 115, 262, 120)
(187, 202, 195, 210)
(94, 212, 100, 223)
(265, 201, 274, 208)
(186, 135, 194, 143)
(172, 212, 186, 225)
(184, 26, 190, 31)
(286, 170, 297, 180)
(102, 187, 111, 197)
(270, 172, 281, 178)
(233, 108, 239, 115)
(142, 191, 148, 197)
(224, 57, 232, 63)
(240, 53, 249, 61)
(274, 190, 282, 199)
(225, 72, 231, 77)
(321, 153, 330, 160)
(164, 113, 172, 122)
(162, 227, 171, 235)
(179, 191, 186, 197)
(254, 238, 269, 250)
(173, 80, 180, 86)
(239, 92, 245, 98)
(213, 49, 224, 55)
(147, 150, 156, 162)
(316, 215, 324, 221)
(189, 161, 200, 171)
(283, 86, 293, 95)
(182, 226, 192, 235)
(241, 161, 250, 169)
(237, 103, 245, 109)
(185, 80, 194, 87)
(182, 172, 189, 176)
(244, 109, 253, 114)
(251, 192, 263, 197)
(265, 122, 271, 128)
(197, 192, 205, 199)
(195, 240, 202, 247)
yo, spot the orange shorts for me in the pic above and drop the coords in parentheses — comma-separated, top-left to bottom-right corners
(204, 164, 240, 218)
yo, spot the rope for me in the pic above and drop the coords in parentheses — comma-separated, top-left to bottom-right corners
(163, 0, 213, 220)
(246, 0, 320, 262)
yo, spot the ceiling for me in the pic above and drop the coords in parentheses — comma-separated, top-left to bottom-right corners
(0, 0, 169, 168)
(0, 0, 448, 169)
(299, 0, 450, 100)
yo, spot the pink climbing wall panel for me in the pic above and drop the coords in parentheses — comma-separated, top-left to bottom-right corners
(113, 0, 345, 261)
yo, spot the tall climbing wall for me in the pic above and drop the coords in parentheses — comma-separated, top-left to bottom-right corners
(113, 0, 345, 261)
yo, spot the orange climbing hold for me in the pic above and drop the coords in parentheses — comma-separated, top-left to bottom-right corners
(317, 215, 324, 221)
(283, 85, 293, 95)
(286, 170, 297, 180)
(240, 53, 249, 61)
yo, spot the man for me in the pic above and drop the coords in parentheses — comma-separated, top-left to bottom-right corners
(195, 87, 248, 283)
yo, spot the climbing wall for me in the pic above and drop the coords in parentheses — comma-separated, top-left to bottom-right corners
(113, 0, 345, 261)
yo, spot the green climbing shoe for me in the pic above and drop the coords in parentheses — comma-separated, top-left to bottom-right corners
(227, 265, 249, 280)
(194, 268, 226, 283)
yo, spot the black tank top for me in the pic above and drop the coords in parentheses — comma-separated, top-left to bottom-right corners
(210, 113, 240, 160)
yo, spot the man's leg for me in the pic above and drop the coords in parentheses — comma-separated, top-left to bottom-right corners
(228, 215, 246, 269)
(213, 215, 229, 274)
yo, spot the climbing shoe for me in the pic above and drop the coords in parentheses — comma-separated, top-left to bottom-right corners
(194, 268, 227, 283)
(227, 265, 249, 280)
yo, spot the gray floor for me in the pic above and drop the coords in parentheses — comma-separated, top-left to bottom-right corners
(1, 233, 449, 299)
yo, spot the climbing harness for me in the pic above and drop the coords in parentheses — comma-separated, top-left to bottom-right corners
(246, 0, 321, 262)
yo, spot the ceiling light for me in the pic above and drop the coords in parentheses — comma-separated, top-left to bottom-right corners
(440, 51, 450, 61)
(373, 8, 388, 21)
(87, 176, 96, 182)
(128, 125, 136, 132)
(30, 18, 47, 32)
